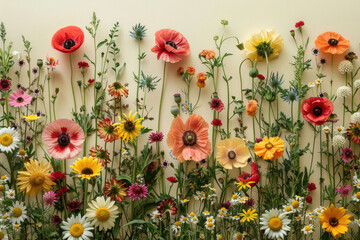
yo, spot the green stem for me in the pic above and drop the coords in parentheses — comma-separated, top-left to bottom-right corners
(47, 78, 52, 123)
(69, 53, 77, 113)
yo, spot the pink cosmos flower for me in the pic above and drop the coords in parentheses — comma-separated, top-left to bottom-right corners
(127, 183, 148, 201)
(9, 89, 32, 107)
(42, 119, 84, 160)
(151, 29, 190, 63)
(336, 185, 352, 197)
(148, 131, 164, 143)
(43, 191, 57, 206)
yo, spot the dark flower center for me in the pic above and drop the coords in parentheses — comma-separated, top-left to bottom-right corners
(124, 120, 135, 132)
(110, 186, 120, 195)
(81, 168, 94, 175)
(328, 38, 338, 46)
(166, 41, 178, 49)
(63, 39, 76, 49)
(242, 173, 252, 180)
(57, 133, 70, 147)
(133, 186, 143, 194)
(105, 125, 115, 134)
(0, 80, 9, 88)
(16, 97, 24, 103)
(312, 106, 323, 116)
(329, 217, 338, 226)
(353, 126, 360, 136)
(228, 150, 236, 160)
(113, 82, 121, 89)
(182, 130, 197, 146)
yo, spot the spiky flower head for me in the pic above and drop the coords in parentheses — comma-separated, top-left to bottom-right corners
(130, 23, 147, 40)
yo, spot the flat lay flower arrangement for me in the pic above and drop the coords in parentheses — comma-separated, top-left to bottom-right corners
(1, 13, 360, 240)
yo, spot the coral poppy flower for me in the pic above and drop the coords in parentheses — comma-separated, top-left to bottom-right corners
(237, 162, 260, 188)
(151, 29, 190, 63)
(167, 114, 211, 162)
(246, 100, 258, 117)
(301, 97, 334, 125)
(42, 119, 85, 160)
(254, 137, 284, 160)
(315, 32, 349, 55)
(216, 138, 250, 169)
(51, 26, 84, 53)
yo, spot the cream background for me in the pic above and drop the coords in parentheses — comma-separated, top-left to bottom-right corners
(1, 0, 360, 232)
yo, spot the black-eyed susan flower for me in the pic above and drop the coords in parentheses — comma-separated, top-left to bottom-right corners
(113, 110, 144, 142)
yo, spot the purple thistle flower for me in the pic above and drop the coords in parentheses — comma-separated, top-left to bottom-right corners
(127, 183, 148, 201)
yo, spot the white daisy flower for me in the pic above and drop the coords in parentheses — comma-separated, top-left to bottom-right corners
(282, 205, 294, 214)
(354, 79, 360, 89)
(10, 201, 27, 225)
(233, 232, 246, 240)
(0, 128, 20, 153)
(332, 135, 346, 148)
(240, 196, 248, 204)
(150, 210, 161, 223)
(6, 189, 15, 199)
(179, 215, 188, 224)
(216, 234, 223, 240)
(190, 216, 198, 224)
(61, 214, 93, 240)
(315, 78, 322, 86)
(338, 60, 353, 74)
(200, 233, 205, 239)
(202, 210, 210, 216)
(352, 192, 360, 202)
(230, 193, 241, 205)
(180, 198, 189, 204)
(336, 86, 352, 98)
(205, 220, 215, 230)
(322, 126, 331, 134)
(334, 126, 346, 135)
(85, 196, 118, 231)
(350, 112, 360, 123)
(313, 207, 324, 215)
(0, 176, 9, 184)
(301, 224, 314, 234)
(288, 198, 303, 212)
(354, 219, 360, 227)
(0, 228, 8, 239)
(260, 209, 291, 239)
(308, 82, 316, 88)
(12, 51, 20, 57)
(172, 221, 181, 232)
(188, 212, 196, 218)
(12, 223, 20, 231)
(353, 177, 360, 189)
(231, 215, 240, 221)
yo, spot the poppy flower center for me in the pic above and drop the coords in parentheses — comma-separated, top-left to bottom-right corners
(70, 223, 84, 237)
(57, 133, 70, 147)
(328, 38, 338, 46)
(63, 39, 76, 49)
(329, 217, 338, 226)
(242, 173, 252, 180)
(228, 150, 236, 159)
(312, 106, 323, 116)
(81, 168, 94, 175)
(16, 97, 24, 103)
(265, 142, 274, 149)
(268, 217, 283, 231)
(166, 41, 177, 49)
(96, 207, 111, 222)
(124, 120, 135, 131)
(182, 131, 197, 146)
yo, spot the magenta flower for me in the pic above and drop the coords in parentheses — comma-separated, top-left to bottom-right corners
(0, 78, 11, 91)
(341, 148, 355, 163)
(127, 183, 148, 201)
(9, 89, 32, 107)
(43, 191, 57, 206)
(209, 97, 224, 112)
(148, 131, 164, 143)
(336, 185, 352, 197)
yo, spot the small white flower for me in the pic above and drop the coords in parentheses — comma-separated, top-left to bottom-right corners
(233, 232, 246, 240)
(352, 192, 360, 202)
(190, 216, 198, 224)
(179, 215, 188, 224)
(338, 60, 353, 74)
(354, 79, 360, 89)
(6, 189, 15, 199)
(336, 86, 352, 98)
(231, 215, 240, 221)
(240, 196, 249, 204)
(282, 205, 295, 214)
(333, 135, 346, 148)
(216, 234, 223, 240)
(230, 193, 240, 205)
(150, 210, 161, 223)
(323, 126, 331, 134)
(202, 211, 210, 216)
(205, 220, 215, 230)
(301, 224, 314, 234)
(354, 219, 360, 227)
(350, 112, 360, 123)
(10, 201, 27, 224)
(353, 177, 360, 189)
(0, 175, 9, 184)
(12, 51, 20, 58)
(180, 198, 189, 204)
(315, 78, 322, 86)
(334, 125, 346, 135)
(308, 82, 316, 88)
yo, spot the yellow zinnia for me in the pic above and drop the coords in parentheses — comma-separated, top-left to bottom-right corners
(254, 137, 284, 161)
(216, 138, 250, 169)
(113, 110, 144, 142)
(244, 29, 284, 62)
(319, 204, 352, 238)
(17, 159, 55, 196)
(22, 115, 41, 122)
(71, 156, 102, 180)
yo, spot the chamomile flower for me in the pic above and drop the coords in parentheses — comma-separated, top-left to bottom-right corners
(0, 128, 20, 153)
(6, 189, 15, 199)
(230, 193, 241, 205)
(0, 228, 8, 240)
(172, 221, 181, 231)
(308, 82, 315, 88)
(0, 176, 9, 184)
(190, 216, 198, 224)
(10, 201, 27, 224)
(179, 215, 188, 224)
(240, 196, 249, 204)
(180, 198, 189, 204)
(260, 209, 291, 239)
(200, 233, 205, 239)
(61, 214, 93, 240)
(352, 192, 360, 202)
(353, 176, 360, 189)
(205, 220, 215, 230)
(216, 234, 223, 240)
(231, 215, 240, 221)
(150, 210, 161, 223)
(323, 126, 331, 134)
(203, 211, 210, 216)
(288, 198, 303, 212)
(283, 205, 294, 214)
(233, 232, 246, 240)
(315, 78, 322, 86)
(334, 126, 346, 135)
(301, 224, 314, 234)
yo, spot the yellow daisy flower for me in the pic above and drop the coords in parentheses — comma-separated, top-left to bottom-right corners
(22, 115, 41, 122)
(17, 159, 55, 196)
(71, 156, 102, 180)
(235, 181, 254, 191)
(319, 204, 352, 238)
(113, 110, 144, 142)
(239, 208, 258, 222)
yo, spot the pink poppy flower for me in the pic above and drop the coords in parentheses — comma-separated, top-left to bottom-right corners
(9, 89, 32, 107)
(42, 119, 84, 160)
(151, 29, 190, 63)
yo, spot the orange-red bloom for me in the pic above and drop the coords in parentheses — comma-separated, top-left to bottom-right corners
(151, 29, 190, 63)
(186, 66, 195, 75)
(51, 26, 84, 53)
(315, 32, 349, 55)
(196, 73, 207, 88)
(246, 100, 258, 117)
(167, 114, 211, 162)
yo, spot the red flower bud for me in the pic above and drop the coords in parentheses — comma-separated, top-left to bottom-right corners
(166, 177, 178, 183)
(305, 196, 312, 204)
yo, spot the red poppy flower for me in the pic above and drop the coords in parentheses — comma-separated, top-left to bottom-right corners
(51, 26, 84, 53)
(237, 162, 260, 188)
(166, 177, 178, 183)
(301, 97, 334, 125)
(151, 29, 190, 63)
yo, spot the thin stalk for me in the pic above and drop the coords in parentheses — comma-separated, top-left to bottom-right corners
(69, 53, 77, 113)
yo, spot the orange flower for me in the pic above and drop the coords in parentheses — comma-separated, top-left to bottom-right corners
(196, 73, 207, 88)
(199, 50, 208, 57)
(246, 100, 257, 117)
(206, 50, 215, 59)
(196, 80, 206, 88)
(186, 66, 195, 75)
(177, 67, 184, 75)
(167, 114, 211, 162)
(315, 32, 349, 55)
(254, 137, 284, 160)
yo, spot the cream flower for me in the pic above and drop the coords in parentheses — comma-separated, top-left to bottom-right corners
(61, 214, 93, 240)
(10, 201, 27, 224)
(260, 209, 291, 239)
(0, 127, 20, 153)
(85, 196, 118, 231)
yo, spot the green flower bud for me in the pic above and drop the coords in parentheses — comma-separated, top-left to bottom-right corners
(249, 67, 259, 78)
(220, 19, 229, 26)
(170, 106, 180, 117)
(37, 59, 43, 68)
(290, 30, 295, 37)
(173, 93, 181, 104)
(236, 43, 244, 50)
(213, 35, 219, 41)
(95, 82, 102, 90)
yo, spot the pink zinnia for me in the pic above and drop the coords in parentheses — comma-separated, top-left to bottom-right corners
(148, 131, 164, 143)
(209, 98, 224, 112)
(9, 89, 32, 107)
(336, 185, 352, 197)
(0, 78, 11, 91)
(43, 191, 57, 206)
(127, 183, 148, 201)
(42, 119, 85, 160)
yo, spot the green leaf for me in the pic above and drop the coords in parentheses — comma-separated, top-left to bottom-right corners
(97, 39, 107, 49)
(116, 175, 132, 183)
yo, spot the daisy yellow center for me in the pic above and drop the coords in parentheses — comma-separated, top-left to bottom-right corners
(0, 176, 5, 180)
(0, 232, 4, 239)
(13, 207, 22, 217)
(356, 192, 360, 199)
(189, 212, 195, 217)
(265, 142, 273, 149)
(207, 218, 213, 222)
(292, 201, 300, 209)
(305, 226, 311, 231)
(236, 233, 243, 240)
(14, 224, 19, 228)
(269, 217, 283, 231)
(357, 182, 360, 187)
(19, 149, 26, 156)
(329, 217, 338, 227)
(3, 215, 7, 219)
(232, 194, 238, 200)
(285, 206, 292, 212)
(0, 134, 13, 147)
(29, 172, 45, 186)
(175, 221, 181, 227)
(207, 222, 213, 227)
(338, 128, 342, 131)
(95, 207, 111, 222)
(70, 223, 84, 237)
(182, 217, 187, 221)
(0, 185, 4, 191)
(9, 192, 14, 196)
(218, 236, 223, 240)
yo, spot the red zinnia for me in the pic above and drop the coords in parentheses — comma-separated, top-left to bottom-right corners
(295, 21, 304, 28)
(300, 97, 334, 125)
(78, 61, 89, 68)
(50, 171, 66, 182)
(307, 183, 316, 192)
(211, 118, 222, 126)
(237, 162, 260, 188)
(151, 29, 190, 63)
(166, 177, 178, 183)
(51, 26, 84, 53)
